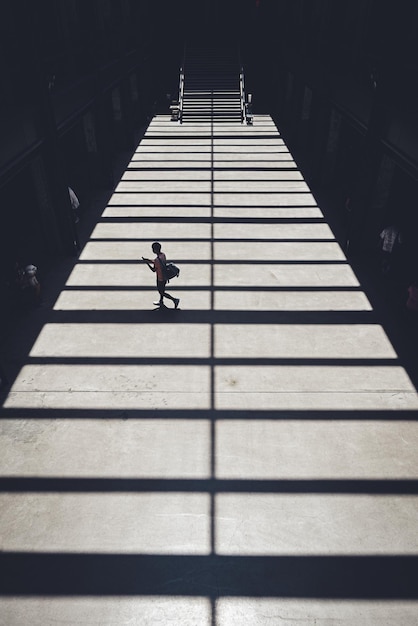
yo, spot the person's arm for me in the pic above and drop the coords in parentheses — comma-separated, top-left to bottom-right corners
(142, 257, 156, 272)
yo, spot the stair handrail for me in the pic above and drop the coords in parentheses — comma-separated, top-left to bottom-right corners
(178, 66, 185, 124)
(239, 66, 245, 123)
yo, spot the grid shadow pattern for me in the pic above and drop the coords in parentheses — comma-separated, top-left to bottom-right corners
(1, 114, 418, 624)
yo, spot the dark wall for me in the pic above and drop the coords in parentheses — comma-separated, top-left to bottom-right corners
(2, 0, 418, 299)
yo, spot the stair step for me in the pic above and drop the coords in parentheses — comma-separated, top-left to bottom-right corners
(180, 42, 243, 123)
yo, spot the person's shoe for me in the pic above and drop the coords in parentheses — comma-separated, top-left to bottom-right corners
(174, 298, 180, 309)
(153, 301, 165, 307)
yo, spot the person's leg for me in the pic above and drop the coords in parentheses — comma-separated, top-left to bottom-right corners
(163, 291, 174, 302)
(155, 280, 179, 308)
(166, 295, 180, 308)
(155, 280, 166, 306)
(162, 290, 179, 308)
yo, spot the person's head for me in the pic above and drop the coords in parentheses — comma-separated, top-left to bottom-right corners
(152, 241, 161, 254)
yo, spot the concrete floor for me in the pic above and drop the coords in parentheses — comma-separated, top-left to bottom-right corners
(1, 115, 418, 625)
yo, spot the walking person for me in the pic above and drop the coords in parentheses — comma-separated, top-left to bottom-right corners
(142, 242, 180, 309)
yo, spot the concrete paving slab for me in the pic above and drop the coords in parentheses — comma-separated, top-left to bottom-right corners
(210, 128, 281, 135)
(0, 418, 210, 477)
(214, 241, 345, 260)
(217, 599, 418, 626)
(215, 263, 360, 286)
(12, 364, 210, 393)
(122, 170, 212, 180)
(215, 420, 418, 478)
(213, 145, 288, 153)
(79, 241, 212, 260)
(211, 129, 280, 135)
(29, 324, 211, 358)
(214, 290, 372, 311)
(4, 390, 210, 410)
(214, 170, 304, 180)
(66, 262, 207, 287)
(214, 206, 324, 217)
(213, 193, 318, 207)
(146, 129, 213, 135)
(0, 598, 212, 626)
(216, 365, 413, 393)
(65, 261, 144, 287)
(140, 139, 212, 146)
(107, 192, 212, 206)
(213, 160, 298, 168)
(54, 290, 211, 310)
(215, 390, 418, 411)
(214, 221, 335, 238)
(126, 161, 212, 168)
(216, 494, 418, 554)
(213, 138, 285, 145)
(103, 205, 212, 217)
(115, 180, 212, 192)
(131, 153, 212, 161)
(141, 126, 211, 135)
(91, 222, 211, 239)
(136, 146, 212, 153)
(213, 153, 294, 161)
(0, 493, 210, 553)
(214, 180, 311, 191)
(2, 597, 416, 626)
(215, 324, 397, 359)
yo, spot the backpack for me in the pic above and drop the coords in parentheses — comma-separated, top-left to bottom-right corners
(158, 255, 180, 281)
(165, 263, 180, 281)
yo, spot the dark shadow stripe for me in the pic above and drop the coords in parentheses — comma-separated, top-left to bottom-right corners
(99, 217, 325, 224)
(1, 477, 417, 495)
(119, 178, 303, 183)
(62, 285, 364, 292)
(99, 206, 321, 211)
(126, 167, 299, 171)
(111, 190, 312, 195)
(23, 356, 398, 366)
(138, 135, 284, 140)
(46, 310, 377, 324)
(0, 407, 415, 421)
(75, 259, 345, 265)
(1, 553, 418, 598)
(89, 237, 336, 243)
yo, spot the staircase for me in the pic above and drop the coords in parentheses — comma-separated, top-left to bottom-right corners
(181, 43, 242, 123)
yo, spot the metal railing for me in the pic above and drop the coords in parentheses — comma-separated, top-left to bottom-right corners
(178, 67, 185, 123)
(169, 67, 185, 123)
(239, 67, 245, 123)
(239, 67, 253, 125)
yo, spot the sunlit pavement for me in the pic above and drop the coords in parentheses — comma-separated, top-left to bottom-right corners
(1, 115, 418, 625)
